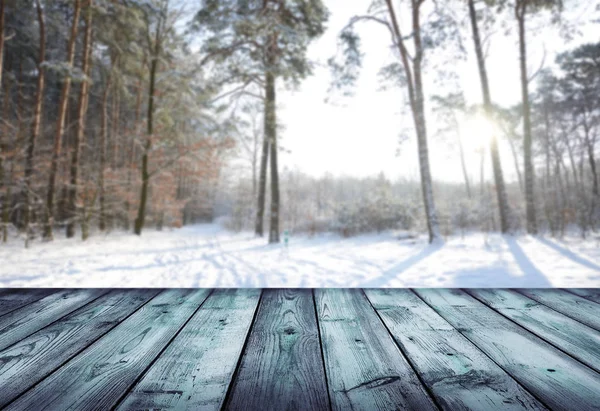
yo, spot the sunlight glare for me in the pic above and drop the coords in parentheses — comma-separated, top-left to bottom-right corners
(458, 113, 497, 152)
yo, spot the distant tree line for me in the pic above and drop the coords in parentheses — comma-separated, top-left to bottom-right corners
(0, 0, 598, 247)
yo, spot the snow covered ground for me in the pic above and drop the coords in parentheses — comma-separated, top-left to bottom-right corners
(1, 224, 599, 288)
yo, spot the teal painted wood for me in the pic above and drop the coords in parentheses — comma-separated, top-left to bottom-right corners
(117, 289, 261, 411)
(516, 289, 600, 332)
(0, 289, 108, 352)
(5, 289, 211, 411)
(467, 289, 600, 373)
(315, 289, 438, 411)
(565, 289, 600, 304)
(415, 289, 600, 411)
(224, 289, 330, 411)
(0, 289, 59, 317)
(364, 289, 546, 411)
(0, 289, 158, 408)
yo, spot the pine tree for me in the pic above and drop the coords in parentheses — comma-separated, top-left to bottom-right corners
(193, 0, 329, 243)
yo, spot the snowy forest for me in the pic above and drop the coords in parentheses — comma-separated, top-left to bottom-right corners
(0, 0, 599, 251)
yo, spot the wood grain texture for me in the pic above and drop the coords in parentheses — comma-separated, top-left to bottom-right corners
(516, 289, 600, 332)
(316, 289, 437, 411)
(224, 289, 329, 411)
(0, 289, 59, 317)
(0, 289, 107, 352)
(118, 288, 261, 411)
(565, 289, 600, 304)
(364, 289, 546, 411)
(0, 289, 158, 408)
(415, 288, 600, 411)
(467, 289, 600, 373)
(5, 289, 211, 411)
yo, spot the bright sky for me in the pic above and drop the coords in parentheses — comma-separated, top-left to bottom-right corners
(276, 0, 598, 183)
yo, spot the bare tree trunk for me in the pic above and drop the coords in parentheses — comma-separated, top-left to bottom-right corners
(124, 79, 143, 230)
(23, 0, 46, 241)
(266, 63, 279, 243)
(0, 70, 8, 243)
(385, 0, 441, 243)
(555, 160, 566, 236)
(251, 128, 258, 200)
(99, 70, 112, 231)
(507, 133, 524, 194)
(134, 28, 161, 235)
(564, 134, 580, 190)
(111, 83, 120, 170)
(582, 122, 598, 198)
(548, 130, 567, 236)
(255, 119, 269, 236)
(0, 0, 7, 242)
(456, 129, 471, 199)
(44, 0, 81, 240)
(582, 120, 598, 229)
(67, 0, 93, 238)
(468, 0, 510, 233)
(516, 0, 537, 234)
(0, 0, 5, 89)
(542, 100, 554, 233)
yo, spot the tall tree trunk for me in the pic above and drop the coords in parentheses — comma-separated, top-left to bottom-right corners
(564, 133, 580, 190)
(582, 122, 598, 198)
(0, 70, 8, 243)
(124, 79, 143, 230)
(23, 0, 46, 241)
(582, 120, 598, 229)
(0, 0, 5, 90)
(252, 138, 258, 200)
(516, 1, 538, 234)
(0, 0, 7, 242)
(134, 40, 160, 235)
(507, 133, 524, 194)
(555, 160, 566, 236)
(456, 128, 472, 199)
(468, 0, 511, 233)
(255, 130, 269, 237)
(67, 0, 93, 238)
(266, 64, 279, 243)
(99, 67, 113, 231)
(43, 0, 81, 240)
(111, 83, 120, 169)
(542, 100, 553, 232)
(385, 0, 441, 243)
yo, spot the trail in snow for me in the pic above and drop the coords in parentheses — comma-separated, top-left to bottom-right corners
(1, 224, 599, 287)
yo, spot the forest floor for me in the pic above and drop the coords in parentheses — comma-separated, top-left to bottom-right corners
(1, 223, 599, 287)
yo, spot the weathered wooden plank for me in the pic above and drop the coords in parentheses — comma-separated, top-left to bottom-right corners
(468, 289, 600, 373)
(316, 289, 437, 411)
(517, 289, 600, 332)
(0, 289, 60, 318)
(364, 289, 546, 410)
(0, 289, 108, 352)
(565, 289, 600, 304)
(117, 289, 261, 411)
(224, 289, 329, 411)
(415, 289, 600, 411)
(5, 289, 211, 411)
(0, 289, 158, 408)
